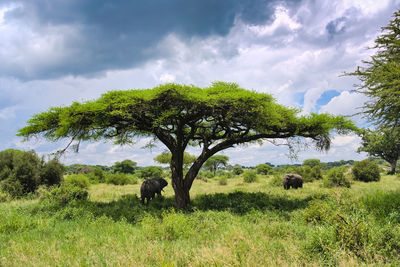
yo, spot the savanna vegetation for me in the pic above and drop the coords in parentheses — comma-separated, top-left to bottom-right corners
(1, 7, 400, 267)
(0, 158, 400, 266)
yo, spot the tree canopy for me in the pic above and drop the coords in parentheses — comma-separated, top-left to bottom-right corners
(302, 159, 321, 168)
(112, 159, 137, 174)
(203, 155, 229, 175)
(347, 10, 400, 127)
(358, 127, 400, 174)
(18, 82, 357, 208)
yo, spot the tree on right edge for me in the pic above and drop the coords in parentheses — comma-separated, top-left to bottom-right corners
(358, 127, 400, 174)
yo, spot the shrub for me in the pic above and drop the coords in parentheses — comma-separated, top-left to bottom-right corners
(0, 191, 10, 202)
(137, 166, 164, 179)
(269, 174, 282, 186)
(112, 159, 137, 174)
(202, 171, 214, 179)
(243, 170, 258, 183)
(322, 167, 351, 188)
(311, 166, 323, 180)
(0, 149, 64, 198)
(219, 176, 228, 185)
(303, 199, 335, 224)
(40, 184, 88, 205)
(256, 164, 272, 175)
(64, 174, 90, 189)
(106, 173, 138, 185)
(86, 168, 106, 183)
(232, 165, 244, 175)
(352, 159, 380, 182)
(302, 166, 314, 182)
(40, 158, 64, 186)
(303, 159, 321, 168)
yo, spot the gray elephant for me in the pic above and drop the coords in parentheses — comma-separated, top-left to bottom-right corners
(140, 178, 168, 204)
(283, 173, 303, 190)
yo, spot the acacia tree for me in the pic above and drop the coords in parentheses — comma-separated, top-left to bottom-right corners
(204, 155, 229, 175)
(18, 82, 356, 208)
(347, 10, 400, 127)
(358, 127, 400, 174)
(113, 159, 137, 174)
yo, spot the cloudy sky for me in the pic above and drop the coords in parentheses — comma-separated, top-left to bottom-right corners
(0, 0, 398, 167)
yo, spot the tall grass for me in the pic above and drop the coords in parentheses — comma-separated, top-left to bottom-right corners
(0, 175, 399, 265)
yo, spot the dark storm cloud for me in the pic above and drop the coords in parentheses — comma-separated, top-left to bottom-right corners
(326, 17, 347, 36)
(0, 0, 300, 80)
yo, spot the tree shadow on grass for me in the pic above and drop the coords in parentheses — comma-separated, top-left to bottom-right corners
(38, 190, 327, 224)
(191, 191, 316, 215)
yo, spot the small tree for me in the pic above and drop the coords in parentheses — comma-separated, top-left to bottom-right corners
(18, 83, 357, 208)
(358, 127, 400, 174)
(232, 164, 244, 175)
(137, 166, 164, 179)
(204, 155, 229, 175)
(113, 159, 137, 174)
(256, 164, 272, 175)
(352, 159, 381, 182)
(302, 159, 321, 168)
(0, 149, 64, 197)
(322, 167, 351, 188)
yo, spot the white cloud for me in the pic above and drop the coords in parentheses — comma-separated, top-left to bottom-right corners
(159, 73, 176, 83)
(341, 0, 391, 16)
(319, 90, 367, 116)
(249, 6, 301, 36)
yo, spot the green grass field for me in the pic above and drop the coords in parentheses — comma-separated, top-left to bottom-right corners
(1, 174, 400, 266)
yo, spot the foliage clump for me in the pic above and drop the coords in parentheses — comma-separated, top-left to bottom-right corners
(219, 176, 228, 185)
(0, 149, 64, 198)
(256, 164, 273, 175)
(232, 165, 244, 175)
(269, 174, 283, 186)
(322, 167, 351, 188)
(137, 166, 164, 179)
(112, 159, 137, 174)
(64, 174, 90, 189)
(40, 184, 88, 205)
(243, 170, 258, 183)
(352, 159, 380, 182)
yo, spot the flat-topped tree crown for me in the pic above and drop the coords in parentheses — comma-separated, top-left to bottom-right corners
(18, 82, 357, 208)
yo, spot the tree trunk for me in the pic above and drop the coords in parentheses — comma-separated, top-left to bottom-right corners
(389, 160, 397, 174)
(173, 182, 191, 209)
(170, 149, 191, 209)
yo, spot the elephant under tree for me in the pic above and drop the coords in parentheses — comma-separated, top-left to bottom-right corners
(18, 82, 357, 209)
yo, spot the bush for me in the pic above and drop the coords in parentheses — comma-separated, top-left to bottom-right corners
(232, 165, 244, 175)
(243, 170, 258, 183)
(352, 159, 380, 182)
(0, 149, 64, 198)
(40, 159, 64, 186)
(256, 164, 272, 175)
(64, 174, 90, 189)
(303, 199, 335, 224)
(0, 191, 10, 202)
(322, 167, 351, 188)
(86, 168, 106, 183)
(219, 176, 228, 185)
(137, 166, 164, 179)
(40, 184, 88, 205)
(269, 174, 282, 186)
(106, 173, 138, 185)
